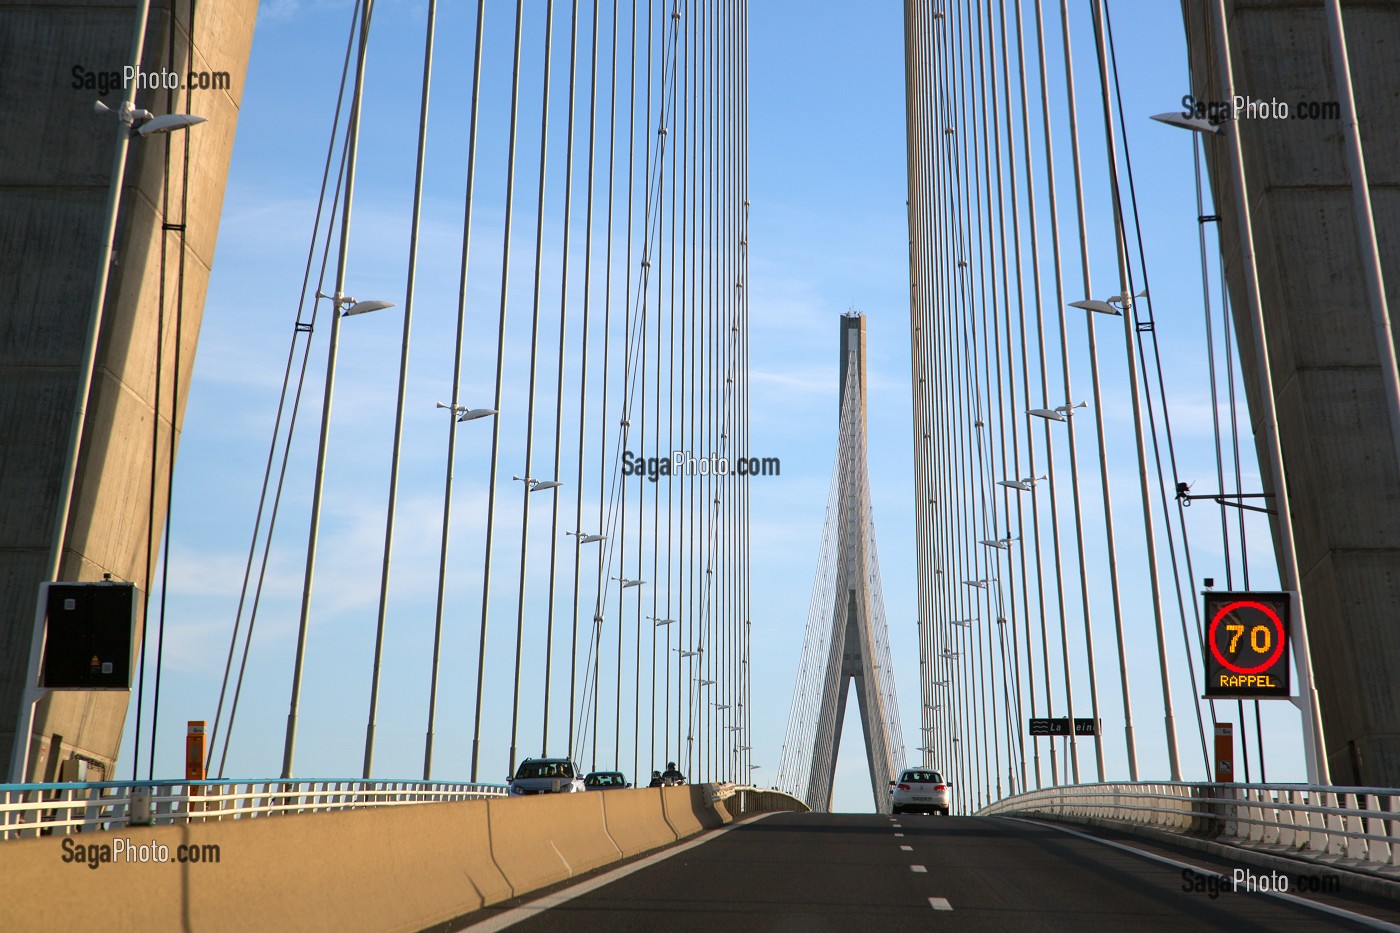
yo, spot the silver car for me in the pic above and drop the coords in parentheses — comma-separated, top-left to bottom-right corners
(889, 769, 951, 815)
(508, 757, 585, 795)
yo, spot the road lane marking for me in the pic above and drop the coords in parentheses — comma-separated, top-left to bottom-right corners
(911, 864, 927, 873)
(929, 897, 953, 910)
(1000, 817, 1400, 933)
(894, 832, 904, 837)
(454, 813, 777, 932)
(900, 845, 913, 851)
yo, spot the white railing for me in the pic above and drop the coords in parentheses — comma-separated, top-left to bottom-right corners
(711, 783, 810, 815)
(979, 781, 1400, 880)
(0, 778, 509, 841)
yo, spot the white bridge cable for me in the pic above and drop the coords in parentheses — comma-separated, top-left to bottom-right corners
(904, 0, 1268, 805)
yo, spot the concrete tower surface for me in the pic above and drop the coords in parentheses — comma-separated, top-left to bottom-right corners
(1184, 0, 1400, 784)
(0, 1, 259, 780)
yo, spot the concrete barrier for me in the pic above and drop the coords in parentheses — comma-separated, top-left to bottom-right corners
(599, 787, 679, 857)
(487, 791, 621, 895)
(661, 783, 729, 837)
(0, 782, 806, 931)
(0, 795, 513, 933)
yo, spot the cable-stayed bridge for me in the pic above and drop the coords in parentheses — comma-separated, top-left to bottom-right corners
(777, 313, 905, 814)
(3, 0, 1400, 928)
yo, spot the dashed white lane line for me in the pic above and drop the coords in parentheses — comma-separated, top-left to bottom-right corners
(929, 897, 953, 911)
(900, 845, 913, 851)
(894, 832, 904, 837)
(911, 864, 927, 873)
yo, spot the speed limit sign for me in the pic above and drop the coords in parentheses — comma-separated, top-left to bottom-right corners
(1203, 591, 1292, 698)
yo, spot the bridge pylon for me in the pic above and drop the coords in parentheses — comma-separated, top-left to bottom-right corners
(778, 313, 905, 813)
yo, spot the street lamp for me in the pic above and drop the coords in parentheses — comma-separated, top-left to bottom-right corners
(1070, 290, 1146, 318)
(567, 531, 605, 544)
(996, 475, 1046, 491)
(513, 475, 561, 493)
(93, 98, 207, 137)
(1028, 402, 1087, 422)
(437, 401, 497, 422)
(1149, 111, 1221, 135)
(283, 290, 397, 778)
(422, 399, 494, 779)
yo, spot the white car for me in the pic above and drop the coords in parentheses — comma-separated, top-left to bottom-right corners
(889, 768, 951, 815)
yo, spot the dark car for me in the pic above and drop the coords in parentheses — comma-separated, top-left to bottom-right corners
(583, 770, 631, 790)
(508, 757, 584, 796)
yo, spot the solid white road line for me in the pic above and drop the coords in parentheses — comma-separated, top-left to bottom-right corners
(999, 817, 1400, 933)
(455, 814, 777, 932)
(911, 864, 927, 873)
(929, 897, 953, 911)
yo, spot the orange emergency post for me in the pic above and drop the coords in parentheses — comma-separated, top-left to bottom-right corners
(1214, 722, 1234, 783)
(186, 720, 207, 781)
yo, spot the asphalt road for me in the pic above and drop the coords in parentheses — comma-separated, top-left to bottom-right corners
(454, 812, 1400, 932)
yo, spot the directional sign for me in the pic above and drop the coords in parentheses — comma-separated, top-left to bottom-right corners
(1029, 717, 1100, 736)
(1203, 591, 1291, 698)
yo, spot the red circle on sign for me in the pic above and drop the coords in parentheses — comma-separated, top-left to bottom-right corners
(1208, 600, 1286, 674)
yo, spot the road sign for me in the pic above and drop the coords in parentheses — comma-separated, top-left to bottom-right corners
(1214, 722, 1234, 782)
(1029, 717, 1100, 736)
(1203, 591, 1291, 698)
(38, 582, 136, 690)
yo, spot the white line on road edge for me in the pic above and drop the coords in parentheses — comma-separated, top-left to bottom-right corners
(929, 897, 953, 910)
(455, 813, 778, 932)
(911, 865, 927, 873)
(1000, 817, 1400, 932)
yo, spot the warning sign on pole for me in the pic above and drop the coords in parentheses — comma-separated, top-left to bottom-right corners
(186, 721, 206, 782)
(1214, 722, 1234, 783)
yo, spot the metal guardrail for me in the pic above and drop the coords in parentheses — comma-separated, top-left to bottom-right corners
(0, 778, 509, 841)
(979, 781, 1400, 880)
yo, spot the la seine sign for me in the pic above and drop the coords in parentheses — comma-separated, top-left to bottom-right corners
(1203, 591, 1291, 698)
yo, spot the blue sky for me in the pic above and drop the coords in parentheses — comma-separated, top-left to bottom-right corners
(118, 0, 1308, 811)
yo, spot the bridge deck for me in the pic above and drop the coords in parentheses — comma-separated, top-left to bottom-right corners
(456, 812, 1400, 932)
